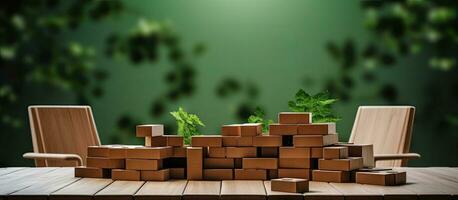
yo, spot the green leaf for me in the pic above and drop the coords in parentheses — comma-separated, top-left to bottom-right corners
(288, 89, 340, 123)
(170, 107, 205, 145)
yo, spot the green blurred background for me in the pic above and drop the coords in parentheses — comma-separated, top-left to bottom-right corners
(1, 0, 457, 167)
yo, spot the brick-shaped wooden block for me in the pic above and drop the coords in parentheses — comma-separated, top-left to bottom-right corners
(145, 136, 167, 147)
(126, 159, 162, 170)
(169, 168, 186, 179)
(269, 124, 298, 135)
(242, 158, 278, 169)
(221, 124, 241, 136)
(204, 158, 234, 169)
(222, 136, 253, 147)
(260, 147, 278, 157)
(240, 123, 262, 136)
(164, 135, 184, 146)
(136, 124, 164, 137)
(191, 135, 222, 147)
(172, 147, 186, 158)
(356, 171, 406, 186)
(293, 134, 338, 147)
(311, 147, 323, 158)
(75, 166, 110, 178)
(253, 135, 282, 147)
(126, 146, 172, 159)
(297, 123, 336, 135)
(278, 112, 312, 124)
(226, 147, 257, 158)
(111, 169, 140, 181)
(187, 147, 203, 180)
(338, 143, 374, 168)
(141, 169, 170, 181)
(279, 158, 310, 169)
(312, 170, 350, 183)
(271, 178, 309, 193)
(87, 145, 118, 157)
(278, 169, 311, 179)
(207, 147, 226, 158)
(323, 146, 348, 159)
(318, 157, 364, 171)
(279, 147, 310, 158)
(203, 169, 233, 180)
(86, 157, 125, 169)
(234, 169, 267, 180)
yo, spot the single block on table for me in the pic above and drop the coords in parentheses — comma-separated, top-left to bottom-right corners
(234, 169, 267, 180)
(240, 123, 262, 136)
(169, 168, 186, 179)
(187, 147, 203, 180)
(145, 136, 167, 147)
(269, 124, 298, 135)
(312, 170, 350, 183)
(279, 147, 310, 158)
(338, 143, 375, 168)
(141, 169, 170, 181)
(204, 158, 234, 169)
(279, 158, 311, 169)
(112, 169, 140, 181)
(297, 123, 336, 135)
(323, 146, 348, 159)
(278, 169, 311, 179)
(278, 112, 312, 124)
(252, 135, 282, 147)
(318, 157, 364, 171)
(222, 136, 253, 147)
(293, 134, 338, 147)
(271, 178, 309, 193)
(164, 135, 184, 146)
(221, 124, 241, 136)
(74, 166, 110, 178)
(207, 147, 226, 158)
(356, 171, 406, 185)
(136, 124, 163, 137)
(259, 147, 278, 158)
(203, 169, 233, 180)
(86, 157, 125, 169)
(191, 135, 222, 147)
(226, 147, 257, 158)
(126, 159, 162, 170)
(242, 158, 278, 169)
(126, 146, 172, 159)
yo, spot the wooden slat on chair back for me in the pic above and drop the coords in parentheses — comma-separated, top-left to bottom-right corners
(28, 106, 101, 167)
(349, 106, 415, 167)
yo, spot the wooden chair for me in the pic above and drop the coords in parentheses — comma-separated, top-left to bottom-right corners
(349, 106, 421, 167)
(23, 105, 101, 167)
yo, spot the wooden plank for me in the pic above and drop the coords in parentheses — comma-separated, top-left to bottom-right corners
(9, 168, 79, 200)
(0, 168, 25, 177)
(183, 181, 221, 200)
(402, 168, 458, 196)
(358, 183, 417, 200)
(0, 167, 59, 196)
(221, 180, 266, 200)
(263, 181, 302, 200)
(418, 167, 458, 183)
(330, 183, 382, 200)
(304, 181, 343, 200)
(95, 180, 145, 200)
(135, 180, 187, 200)
(50, 178, 113, 200)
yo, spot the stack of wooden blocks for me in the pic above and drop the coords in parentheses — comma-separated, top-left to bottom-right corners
(75, 124, 186, 181)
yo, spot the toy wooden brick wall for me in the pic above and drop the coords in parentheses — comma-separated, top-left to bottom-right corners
(75, 112, 406, 186)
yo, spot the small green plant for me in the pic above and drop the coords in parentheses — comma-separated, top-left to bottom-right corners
(247, 107, 273, 133)
(288, 89, 341, 123)
(170, 107, 205, 145)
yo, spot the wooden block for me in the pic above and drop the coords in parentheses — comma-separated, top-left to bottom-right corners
(297, 123, 336, 135)
(234, 169, 267, 180)
(240, 123, 262, 136)
(221, 124, 241, 136)
(338, 143, 375, 168)
(207, 147, 226, 158)
(107, 146, 127, 158)
(242, 158, 278, 169)
(311, 147, 323, 158)
(323, 146, 348, 159)
(126, 146, 172, 159)
(164, 135, 184, 146)
(187, 147, 203, 180)
(203, 169, 233, 180)
(271, 178, 309, 193)
(234, 158, 242, 169)
(141, 169, 170, 181)
(312, 170, 350, 183)
(278, 112, 312, 124)
(269, 124, 298, 135)
(222, 136, 253, 147)
(86, 157, 125, 169)
(279, 158, 311, 168)
(293, 134, 338, 147)
(169, 168, 186, 179)
(87, 145, 114, 157)
(279, 147, 310, 158)
(356, 171, 406, 185)
(226, 147, 257, 158)
(191, 135, 222, 147)
(111, 169, 140, 181)
(204, 158, 234, 169)
(136, 124, 164, 137)
(172, 146, 186, 157)
(268, 169, 278, 179)
(318, 157, 364, 171)
(126, 159, 163, 170)
(74, 166, 110, 178)
(145, 136, 167, 147)
(260, 147, 278, 157)
(278, 168, 311, 179)
(253, 135, 282, 147)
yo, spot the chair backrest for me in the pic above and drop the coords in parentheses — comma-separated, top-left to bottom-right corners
(349, 106, 415, 167)
(28, 105, 101, 167)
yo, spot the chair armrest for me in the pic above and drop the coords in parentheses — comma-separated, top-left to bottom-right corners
(23, 152, 83, 166)
(374, 153, 421, 161)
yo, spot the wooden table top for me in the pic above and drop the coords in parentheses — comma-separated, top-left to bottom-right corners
(0, 167, 456, 200)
